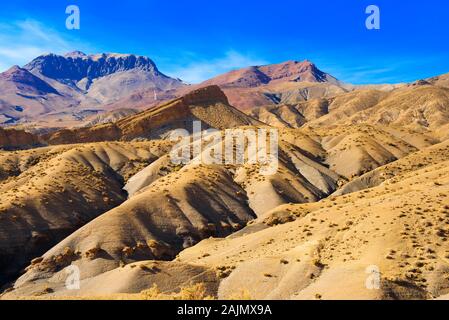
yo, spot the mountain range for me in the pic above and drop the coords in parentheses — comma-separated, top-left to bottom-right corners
(1, 51, 449, 149)
(7, 52, 441, 134)
(0, 52, 354, 128)
(0, 52, 183, 128)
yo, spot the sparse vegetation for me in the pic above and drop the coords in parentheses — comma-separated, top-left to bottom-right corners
(140, 283, 214, 300)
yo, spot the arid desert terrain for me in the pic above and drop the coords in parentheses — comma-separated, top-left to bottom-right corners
(1, 53, 449, 300)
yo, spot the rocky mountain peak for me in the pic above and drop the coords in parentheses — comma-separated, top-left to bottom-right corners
(258, 60, 336, 83)
(24, 52, 162, 82)
(200, 59, 339, 89)
(64, 51, 88, 59)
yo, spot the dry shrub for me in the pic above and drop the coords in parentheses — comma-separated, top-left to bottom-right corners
(227, 289, 252, 300)
(176, 283, 214, 300)
(140, 282, 214, 300)
(141, 284, 167, 300)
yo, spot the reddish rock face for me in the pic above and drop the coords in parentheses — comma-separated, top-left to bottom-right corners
(258, 60, 332, 83)
(44, 85, 253, 145)
(200, 60, 338, 89)
(0, 127, 40, 149)
(182, 85, 229, 105)
(43, 124, 122, 145)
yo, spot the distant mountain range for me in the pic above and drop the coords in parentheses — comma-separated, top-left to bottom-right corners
(0, 52, 184, 127)
(0, 52, 347, 127)
(0, 51, 447, 131)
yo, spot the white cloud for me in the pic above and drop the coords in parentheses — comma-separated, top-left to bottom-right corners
(342, 66, 397, 84)
(164, 50, 268, 84)
(0, 19, 93, 72)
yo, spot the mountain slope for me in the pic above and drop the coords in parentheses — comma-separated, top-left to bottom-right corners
(0, 66, 58, 95)
(0, 121, 439, 298)
(175, 157, 449, 299)
(249, 83, 449, 133)
(0, 66, 77, 125)
(333, 139, 449, 196)
(201, 60, 339, 88)
(0, 141, 173, 285)
(341, 85, 449, 130)
(4, 132, 448, 299)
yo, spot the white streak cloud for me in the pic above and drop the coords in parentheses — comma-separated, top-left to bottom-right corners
(164, 50, 268, 84)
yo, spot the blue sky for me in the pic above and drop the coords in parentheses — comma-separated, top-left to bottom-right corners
(0, 0, 448, 84)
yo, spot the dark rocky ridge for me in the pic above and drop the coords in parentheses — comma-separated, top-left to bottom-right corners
(24, 52, 174, 90)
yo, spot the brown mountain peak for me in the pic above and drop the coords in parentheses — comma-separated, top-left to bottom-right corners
(182, 85, 229, 106)
(0, 64, 59, 95)
(199, 59, 338, 90)
(2, 65, 30, 78)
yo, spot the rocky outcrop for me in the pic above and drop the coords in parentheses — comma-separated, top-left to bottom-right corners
(182, 84, 229, 105)
(44, 85, 261, 145)
(43, 123, 122, 145)
(81, 108, 139, 127)
(0, 127, 40, 150)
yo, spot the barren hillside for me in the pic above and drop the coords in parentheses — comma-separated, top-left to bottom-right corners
(1, 74, 449, 301)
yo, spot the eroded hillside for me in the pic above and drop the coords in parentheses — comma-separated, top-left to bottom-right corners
(1, 84, 449, 300)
